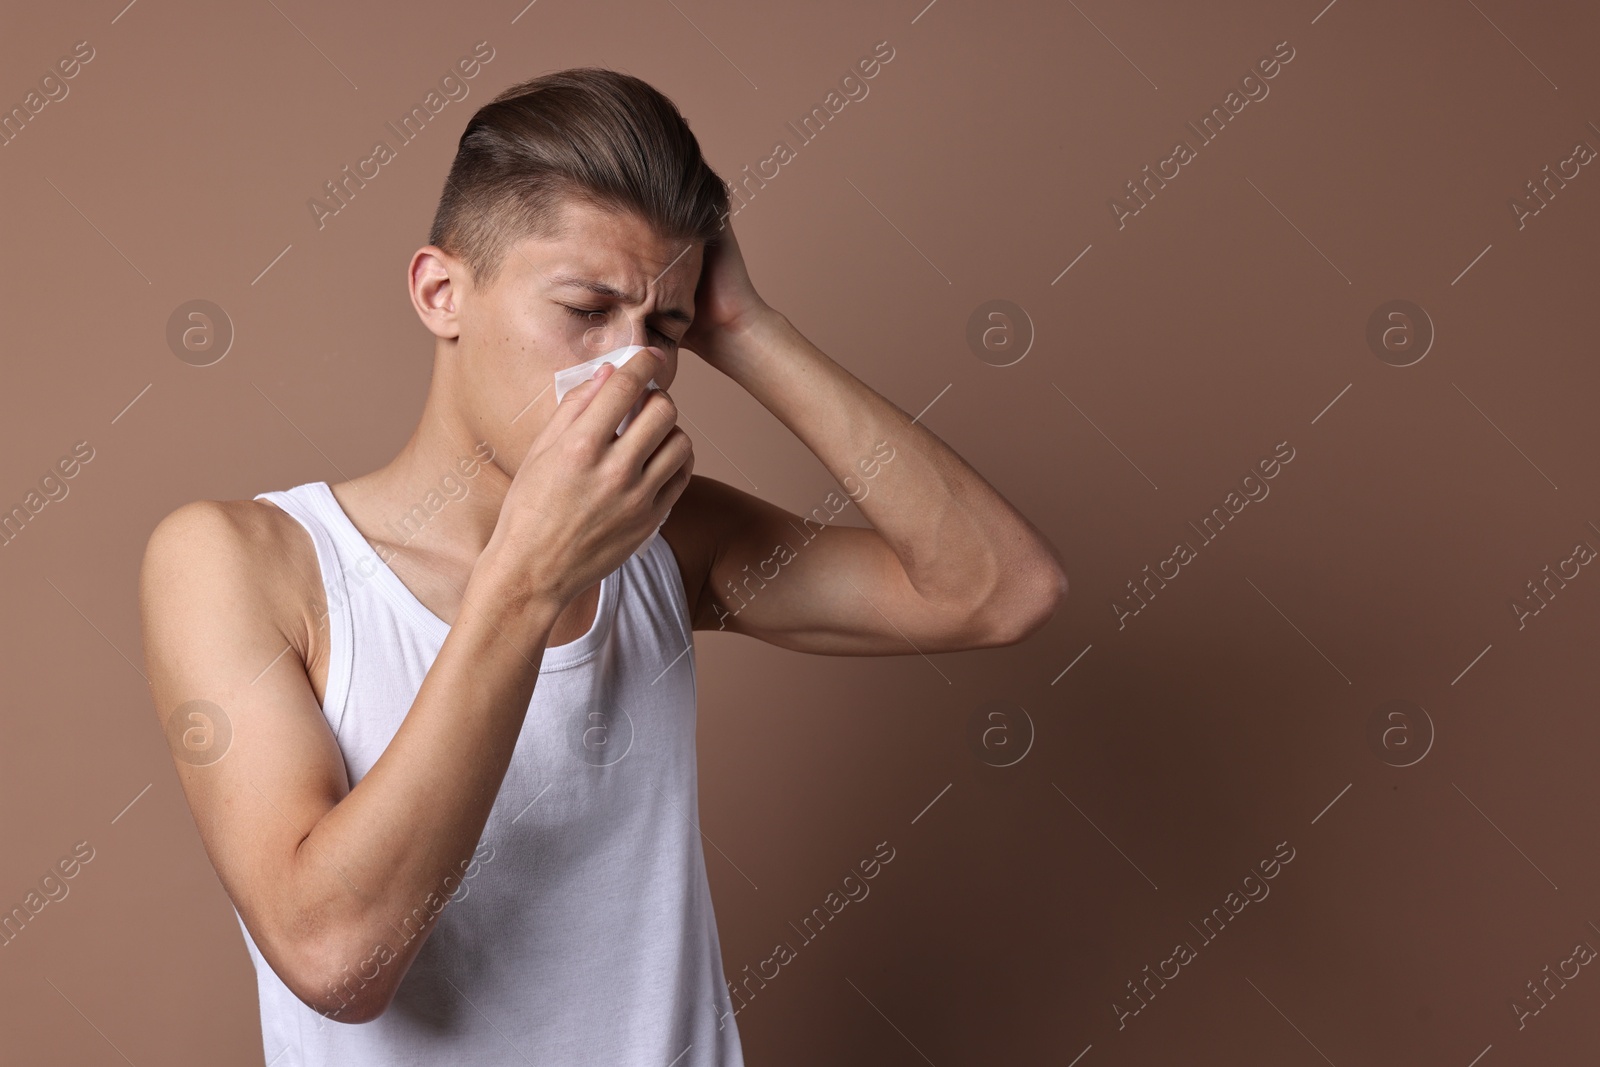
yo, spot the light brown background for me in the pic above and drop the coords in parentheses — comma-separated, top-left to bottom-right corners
(3, 0, 1599, 1062)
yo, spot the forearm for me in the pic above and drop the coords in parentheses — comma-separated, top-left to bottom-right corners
(287, 558, 559, 1016)
(708, 309, 1064, 612)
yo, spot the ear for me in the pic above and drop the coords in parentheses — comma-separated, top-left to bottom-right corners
(410, 246, 464, 340)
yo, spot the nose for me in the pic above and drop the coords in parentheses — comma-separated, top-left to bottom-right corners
(580, 314, 654, 357)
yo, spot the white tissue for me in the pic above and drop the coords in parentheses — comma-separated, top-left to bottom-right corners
(553, 344, 661, 436)
(552, 345, 670, 555)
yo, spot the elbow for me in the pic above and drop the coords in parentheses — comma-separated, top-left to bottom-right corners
(278, 924, 400, 1024)
(976, 550, 1068, 647)
(305, 986, 393, 1026)
(298, 959, 397, 1025)
(245, 847, 408, 1023)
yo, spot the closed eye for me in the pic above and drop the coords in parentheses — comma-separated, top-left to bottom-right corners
(564, 305, 676, 346)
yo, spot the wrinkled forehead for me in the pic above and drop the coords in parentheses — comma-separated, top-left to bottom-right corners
(508, 200, 703, 302)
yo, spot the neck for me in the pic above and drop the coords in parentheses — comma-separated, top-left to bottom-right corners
(343, 367, 528, 564)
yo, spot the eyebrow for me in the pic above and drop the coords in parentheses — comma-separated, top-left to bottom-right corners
(547, 272, 693, 326)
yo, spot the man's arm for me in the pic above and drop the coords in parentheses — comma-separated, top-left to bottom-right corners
(139, 500, 563, 1022)
(140, 353, 682, 1023)
(675, 308, 1067, 654)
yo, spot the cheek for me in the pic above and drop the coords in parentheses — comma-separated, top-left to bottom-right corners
(488, 308, 559, 372)
(479, 293, 544, 343)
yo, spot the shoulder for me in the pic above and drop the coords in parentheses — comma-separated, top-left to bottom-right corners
(143, 496, 310, 578)
(657, 475, 747, 631)
(140, 496, 323, 654)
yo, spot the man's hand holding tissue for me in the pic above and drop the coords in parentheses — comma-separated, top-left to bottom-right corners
(479, 346, 694, 614)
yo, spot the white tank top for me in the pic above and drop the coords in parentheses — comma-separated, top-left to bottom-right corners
(236, 480, 744, 1066)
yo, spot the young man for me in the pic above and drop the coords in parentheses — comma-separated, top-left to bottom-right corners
(139, 68, 1065, 1065)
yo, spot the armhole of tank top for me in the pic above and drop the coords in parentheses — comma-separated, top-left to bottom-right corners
(254, 491, 354, 736)
(642, 530, 697, 692)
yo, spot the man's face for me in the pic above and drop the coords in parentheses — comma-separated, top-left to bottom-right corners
(453, 197, 703, 461)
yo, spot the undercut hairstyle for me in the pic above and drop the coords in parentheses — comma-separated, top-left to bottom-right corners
(428, 67, 731, 290)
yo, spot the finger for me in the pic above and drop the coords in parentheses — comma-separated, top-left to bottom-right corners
(558, 362, 612, 409)
(537, 364, 612, 441)
(650, 442, 694, 512)
(576, 348, 664, 439)
(641, 427, 693, 499)
(613, 386, 679, 468)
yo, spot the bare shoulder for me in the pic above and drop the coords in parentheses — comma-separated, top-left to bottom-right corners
(658, 474, 743, 631)
(140, 497, 327, 694)
(138, 496, 355, 1009)
(141, 497, 314, 601)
